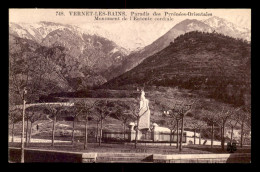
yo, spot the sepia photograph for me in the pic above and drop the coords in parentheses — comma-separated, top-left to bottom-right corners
(8, 8, 251, 163)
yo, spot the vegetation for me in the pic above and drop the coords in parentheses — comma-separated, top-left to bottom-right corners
(101, 31, 250, 108)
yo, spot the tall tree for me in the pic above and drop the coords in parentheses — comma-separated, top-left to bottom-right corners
(94, 100, 117, 146)
(125, 99, 150, 149)
(163, 108, 181, 148)
(162, 98, 196, 151)
(9, 108, 22, 143)
(194, 120, 206, 145)
(25, 106, 44, 145)
(66, 102, 84, 145)
(202, 109, 220, 148)
(74, 100, 98, 149)
(165, 118, 178, 146)
(190, 121, 198, 145)
(227, 112, 240, 144)
(114, 101, 135, 141)
(237, 107, 250, 148)
(174, 100, 195, 151)
(44, 103, 72, 147)
(216, 106, 233, 150)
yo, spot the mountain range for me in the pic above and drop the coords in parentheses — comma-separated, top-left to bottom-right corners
(9, 16, 251, 105)
(9, 21, 129, 91)
(103, 16, 250, 80)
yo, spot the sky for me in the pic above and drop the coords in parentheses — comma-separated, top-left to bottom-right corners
(9, 9, 251, 51)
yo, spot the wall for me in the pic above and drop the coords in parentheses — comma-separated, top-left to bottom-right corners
(9, 147, 251, 163)
(8, 147, 96, 163)
(153, 153, 251, 163)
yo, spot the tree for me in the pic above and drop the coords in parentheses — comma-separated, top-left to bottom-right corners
(94, 100, 117, 146)
(227, 112, 240, 144)
(190, 121, 198, 145)
(165, 118, 178, 146)
(163, 108, 181, 148)
(162, 97, 196, 151)
(194, 120, 206, 145)
(66, 102, 84, 145)
(188, 118, 207, 145)
(44, 103, 72, 147)
(9, 36, 72, 162)
(114, 101, 135, 141)
(202, 109, 220, 148)
(216, 106, 233, 150)
(126, 98, 151, 149)
(74, 100, 98, 149)
(237, 107, 250, 148)
(91, 114, 101, 143)
(174, 100, 195, 151)
(9, 108, 22, 143)
(25, 106, 44, 145)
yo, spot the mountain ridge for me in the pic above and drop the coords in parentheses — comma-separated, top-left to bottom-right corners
(102, 17, 250, 81)
(101, 31, 251, 107)
(9, 22, 129, 93)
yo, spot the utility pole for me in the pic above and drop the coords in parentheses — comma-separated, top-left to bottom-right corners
(21, 88, 27, 163)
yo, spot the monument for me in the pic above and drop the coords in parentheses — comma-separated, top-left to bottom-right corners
(138, 89, 150, 130)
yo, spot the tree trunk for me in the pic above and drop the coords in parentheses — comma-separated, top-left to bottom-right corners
(220, 125, 223, 149)
(12, 122, 15, 143)
(231, 126, 233, 144)
(170, 130, 173, 146)
(135, 118, 139, 149)
(99, 118, 103, 146)
(96, 121, 99, 143)
(194, 129, 196, 145)
(179, 116, 184, 151)
(71, 118, 75, 145)
(176, 120, 179, 149)
(222, 122, 225, 150)
(84, 114, 88, 150)
(25, 118, 29, 146)
(29, 122, 33, 144)
(51, 116, 56, 147)
(211, 123, 214, 148)
(241, 122, 244, 148)
(199, 128, 201, 145)
(123, 123, 126, 140)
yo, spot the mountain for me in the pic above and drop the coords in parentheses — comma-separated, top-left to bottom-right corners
(103, 19, 214, 80)
(203, 16, 250, 41)
(9, 22, 129, 90)
(103, 17, 251, 81)
(101, 31, 251, 106)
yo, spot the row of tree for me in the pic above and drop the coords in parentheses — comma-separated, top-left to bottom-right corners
(9, 97, 151, 149)
(162, 99, 251, 151)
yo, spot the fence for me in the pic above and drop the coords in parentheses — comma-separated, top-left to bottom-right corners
(102, 130, 186, 143)
(102, 131, 130, 142)
(153, 132, 186, 143)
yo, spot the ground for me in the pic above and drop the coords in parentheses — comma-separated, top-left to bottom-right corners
(8, 142, 251, 154)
